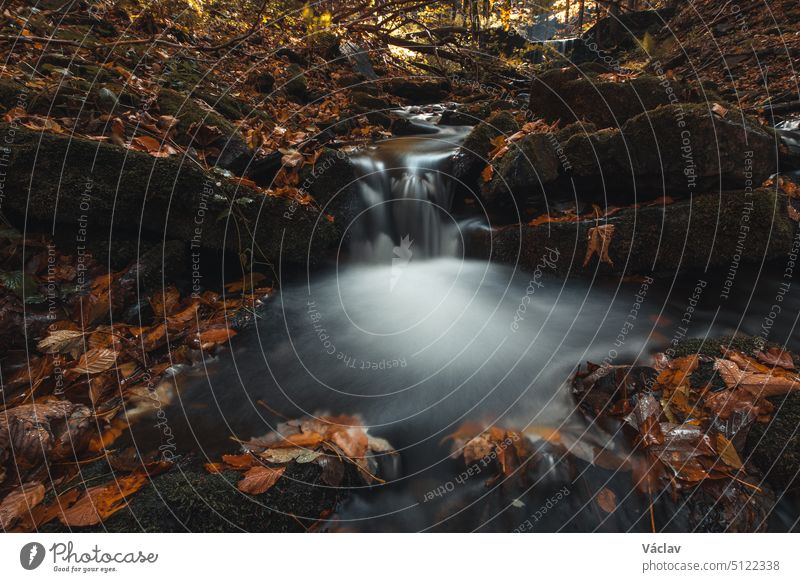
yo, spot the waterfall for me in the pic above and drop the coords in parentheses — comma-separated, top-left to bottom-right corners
(347, 111, 472, 262)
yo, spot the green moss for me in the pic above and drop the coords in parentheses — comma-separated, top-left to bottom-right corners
(747, 393, 800, 493)
(41, 460, 350, 532)
(156, 87, 238, 142)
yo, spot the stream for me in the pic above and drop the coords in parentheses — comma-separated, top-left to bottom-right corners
(137, 110, 800, 532)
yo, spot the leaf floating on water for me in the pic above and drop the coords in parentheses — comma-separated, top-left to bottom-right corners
(237, 465, 286, 495)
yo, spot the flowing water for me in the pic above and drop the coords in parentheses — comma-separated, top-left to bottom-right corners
(142, 110, 800, 531)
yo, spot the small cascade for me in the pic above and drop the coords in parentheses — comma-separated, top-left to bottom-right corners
(347, 110, 472, 261)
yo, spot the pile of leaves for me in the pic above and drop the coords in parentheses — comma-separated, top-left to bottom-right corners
(573, 346, 799, 497)
(207, 414, 396, 494)
(0, 227, 272, 531)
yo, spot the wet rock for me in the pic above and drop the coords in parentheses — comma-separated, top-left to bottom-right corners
(0, 78, 25, 111)
(452, 110, 519, 192)
(283, 63, 309, 99)
(248, 70, 275, 94)
(529, 69, 690, 129)
(299, 148, 359, 226)
(381, 77, 450, 105)
(482, 103, 778, 214)
(470, 190, 796, 276)
(583, 8, 675, 53)
(41, 459, 352, 532)
(747, 393, 800, 493)
(0, 123, 336, 268)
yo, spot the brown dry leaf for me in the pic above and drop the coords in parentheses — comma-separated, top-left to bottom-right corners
(715, 434, 743, 470)
(788, 204, 800, 223)
(0, 482, 45, 529)
(222, 453, 257, 469)
(756, 347, 795, 369)
(711, 102, 729, 118)
(582, 224, 615, 268)
(74, 348, 117, 375)
(596, 488, 617, 513)
(149, 286, 180, 318)
(195, 326, 237, 349)
(237, 465, 286, 495)
(130, 135, 177, 158)
(329, 426, 369, 459)
(281, 150, 305, 168)
(37, 329, 84, 357)
(204, 462, 225, 474)
(714, 358, 799, 397)
(481, 164, 494, 182)
(59, 473, 148, 527)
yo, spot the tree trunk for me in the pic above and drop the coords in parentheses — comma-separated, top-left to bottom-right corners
(578, 0, 585, 27)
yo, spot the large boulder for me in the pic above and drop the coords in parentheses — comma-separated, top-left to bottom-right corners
(480, 103, 778, 215)
(452, 110, 519, 192)
(747, 393, 800, 494)
(529, 67, 692, 129)
(156, 88, 251, 171)
(381, 77, 450, 105)
(468, 189, 797, 276)
(0, 124, 336, 268)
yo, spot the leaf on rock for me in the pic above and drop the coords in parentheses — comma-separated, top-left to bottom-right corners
(596, 488, 617, 513)
(582, 224, 615, 268)
(59, 473, 148, 527)
(37, 329, 84, 358)
(237, 465, 286, 495)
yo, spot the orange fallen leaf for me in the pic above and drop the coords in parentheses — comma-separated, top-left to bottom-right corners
(481, 164, 494, 183)
(237, 465, 286, 495)
(596, 488, 617, 513)
(583, 224, 616, 268)
(0, 482, 45, 529)
(59, 473, 148, 527)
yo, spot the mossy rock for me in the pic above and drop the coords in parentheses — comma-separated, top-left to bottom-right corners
(476, 189, 796, 276)
(41, 459, 352, 532)
(156, 87, 250, 169)
(747, 393, 800, 494)
(453, 110, 519, 189)
(0, 123, 336, 268)
(0, 78, 25, 112)
(283, 64, 308, 98)
(529, 69, 693, 129)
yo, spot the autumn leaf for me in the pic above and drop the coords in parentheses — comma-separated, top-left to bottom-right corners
(596, 488, 617, 513)
(582, 224, 615, 268)
(756, 347, 795, 369)
(715, 434, 743, 470)
(237, 465, 286, 495)
(481, 164, 494, 183)
(0, 482, 45, 529)
(37, 329, 84, 358)
(74, 348, 117, 375)
(129, 135, 178, 158)
(59, 473, 148, 527)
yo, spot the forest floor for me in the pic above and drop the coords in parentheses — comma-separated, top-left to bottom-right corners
(1, 1, 799, 532)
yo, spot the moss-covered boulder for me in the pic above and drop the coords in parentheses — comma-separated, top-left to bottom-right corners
(452, 110, 519, 190)
(0, 124, 337, 268)
(482, 103, 778, 215)
(747, 393, 800, 494)
(381, 77, 450, 105)
(156, 88, 250, 170)
(41, 460, 352, 532)
(529, 69, 691, 129)
(471, 189, 796, 276)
